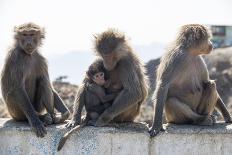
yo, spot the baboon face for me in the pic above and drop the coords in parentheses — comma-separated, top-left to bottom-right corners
(101, 52, 119, 71)
(14, 23, 44, 55)
(94, 29, 126, 71)
(191, 39, 213, 55)
(178, 24, 213, 56)
(18, 30, 40, 54)
(92, 72, 105, 86)
(102, 54, 117, 71)
(198, 40, 213, 55)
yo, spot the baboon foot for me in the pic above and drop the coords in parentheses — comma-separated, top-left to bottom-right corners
(30, 119, 47, 137)
(39, 113, 53, 125)
(198, 115, 216, 126)
(148, 128, 160, 137)
(95, 114, 113, 127)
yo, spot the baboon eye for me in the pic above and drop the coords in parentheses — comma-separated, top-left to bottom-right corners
(22, 34, 27, 36)
(100, 73, 104, 76)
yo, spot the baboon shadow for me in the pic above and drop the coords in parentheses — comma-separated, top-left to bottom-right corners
(164, 122, 232, 134)
(3, 119, 30, 128)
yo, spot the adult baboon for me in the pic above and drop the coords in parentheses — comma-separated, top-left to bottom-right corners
(149, 24, 232, 137)
(58, 59, 119, 151)
(1, 23, 70, 137)
(67, 28, 148, 127)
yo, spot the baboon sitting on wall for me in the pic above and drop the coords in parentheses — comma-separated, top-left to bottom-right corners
(67, 28, 149, 127)
(149, 24, 232, 137)
(1, 23, 70, 137)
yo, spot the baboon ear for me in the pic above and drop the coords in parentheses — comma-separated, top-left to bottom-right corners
(13, 26, 19, 39)
(93, 34, 98, 39)
(13, 26, 18, 32)
(85, 71, 90, 78)
(40, 27, 45, 39)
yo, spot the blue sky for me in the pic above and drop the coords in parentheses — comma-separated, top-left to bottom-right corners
(0, 0, 232, 84)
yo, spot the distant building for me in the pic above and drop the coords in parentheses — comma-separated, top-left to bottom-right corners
(210, 25, 232, 48)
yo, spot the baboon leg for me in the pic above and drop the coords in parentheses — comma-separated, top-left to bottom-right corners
(196, 81, 217, 115)
(53, 90, 70, 123)
(34, 77, 54, 113)
(34, 78, 55, 124)
(165, 97, 204, 124)
(8, 89, 47, 137)
(113, 104, 140, 123)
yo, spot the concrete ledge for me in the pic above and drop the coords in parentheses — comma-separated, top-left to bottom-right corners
(0, 118, 232, 155)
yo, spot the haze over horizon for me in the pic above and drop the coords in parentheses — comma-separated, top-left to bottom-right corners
(0, 0, 231, 84)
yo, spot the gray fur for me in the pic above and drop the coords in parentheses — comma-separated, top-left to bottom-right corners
(93, 29, 149, 126)
(1, 23, 70, 138)
(149, 24, 232, 137)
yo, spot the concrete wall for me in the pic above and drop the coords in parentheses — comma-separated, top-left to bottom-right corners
(0, 118, 232, 155)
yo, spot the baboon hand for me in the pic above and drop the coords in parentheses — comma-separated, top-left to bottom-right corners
(54, 111, 70, 124)
(148, 126, 164, 137)
(225, 115, 232, 123)
(65, 119, 80, 128)
(30, 119, 47, 138)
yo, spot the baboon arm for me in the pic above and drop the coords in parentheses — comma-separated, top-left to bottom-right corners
(150, 53, 186, 132)
(88, 83, 117, 103)
(100, 93, 118, 103)
(9, 87, 39, 123)
(72, 84, 85, 124)
(216, 96, 232, 122)
(103, 66, 142, 117)
(150, 81, 169, 131)
(53, 90, 70, 114)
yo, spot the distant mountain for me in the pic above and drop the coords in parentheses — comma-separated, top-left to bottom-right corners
(0, 42, 165, 97)
(47, 50, 96, 85)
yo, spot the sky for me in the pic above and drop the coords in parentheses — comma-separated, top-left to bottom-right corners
(0, 0, 232, 84)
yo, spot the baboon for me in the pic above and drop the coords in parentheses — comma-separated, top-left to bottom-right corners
(149, 24, 232, 137)
(1, 22, 70, 137)
(67, 28, 149, 128)
(58, 59, 118, 151)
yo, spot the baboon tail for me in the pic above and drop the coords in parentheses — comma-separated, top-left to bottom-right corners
(57, 133, 69, 151)
(57, 125, 83, 151)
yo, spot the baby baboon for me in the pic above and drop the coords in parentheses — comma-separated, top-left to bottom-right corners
(149, 24, 232, 137)
(84, 59, 119, 123)
(93, 28, 148, 126)
(1, 23, 70, 137)
(58, 59, 118, 151)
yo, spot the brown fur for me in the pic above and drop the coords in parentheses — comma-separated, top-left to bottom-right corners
(1, 23, 70, 137)
(149, 24, 232, 137)
(93, 28, 149, 126)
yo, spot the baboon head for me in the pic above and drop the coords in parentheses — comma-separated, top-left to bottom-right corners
(94, 28, 128, 71)
(14, 22, 45, 54)
(177, 24, 213, 55)
(86, 59, 106, 86)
